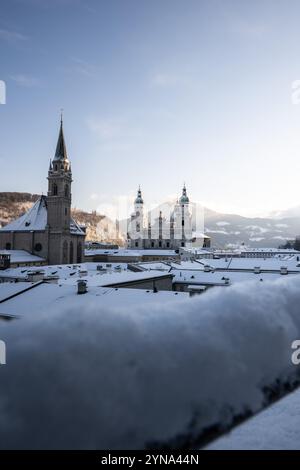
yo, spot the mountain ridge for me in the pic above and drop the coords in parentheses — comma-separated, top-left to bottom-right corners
(0, 192, 299, 248)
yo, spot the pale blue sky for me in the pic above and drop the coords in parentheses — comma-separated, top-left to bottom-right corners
(1, 0, 300, 216)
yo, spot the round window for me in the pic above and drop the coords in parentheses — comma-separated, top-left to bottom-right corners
(34, 243, 42, 252)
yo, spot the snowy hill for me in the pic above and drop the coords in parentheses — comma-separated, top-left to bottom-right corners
(203, 208, 300, 249)
(0, 192, 121, 244)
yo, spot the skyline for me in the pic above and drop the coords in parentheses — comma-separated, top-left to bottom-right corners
(2, 0, 300, 217)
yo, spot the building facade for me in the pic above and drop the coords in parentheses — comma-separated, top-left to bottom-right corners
(127, 185, 211, 250)
(0, 119, 86, 265)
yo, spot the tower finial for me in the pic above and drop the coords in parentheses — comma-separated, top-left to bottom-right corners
(60, 108, 64, 126)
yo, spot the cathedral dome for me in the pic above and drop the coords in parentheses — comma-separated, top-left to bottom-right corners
(179, 184, 189, 204)
(135, 186, 144, 204)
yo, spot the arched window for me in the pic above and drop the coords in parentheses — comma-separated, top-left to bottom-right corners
(62, 240, 68, 264)
(53, 183, 58, 196)
(64, 184, 69, 197)
(77, 242, 82, 263)
(69, 241, 74, 264)
(55, 164, 58, 171)
(5, 242, 11, 250)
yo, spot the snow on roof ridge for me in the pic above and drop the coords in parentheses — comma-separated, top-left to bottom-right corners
(0, 196, 47, 232)
(0, 196, 84, 235)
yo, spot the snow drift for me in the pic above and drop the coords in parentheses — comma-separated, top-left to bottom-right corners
(1, 275, 300, 449)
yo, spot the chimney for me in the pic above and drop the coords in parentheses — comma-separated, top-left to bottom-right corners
(77, 279, 87, 294)
(280, 266, 288, 275)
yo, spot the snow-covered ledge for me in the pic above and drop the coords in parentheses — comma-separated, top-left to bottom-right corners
(1, 275, 300, 449)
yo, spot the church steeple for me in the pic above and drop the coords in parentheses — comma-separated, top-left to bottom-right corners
(47, 117, 72, 232)
(53, 114, 69, 168)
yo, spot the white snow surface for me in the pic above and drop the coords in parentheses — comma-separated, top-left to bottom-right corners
(206, 386, 300, 449)
(0, 250, 45, 263)
(0, 196, 84, 235)
(1, 276, 300, 448)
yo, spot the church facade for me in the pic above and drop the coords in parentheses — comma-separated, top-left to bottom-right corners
(127, 185, 211, 250)
(0, 119, 86, 265)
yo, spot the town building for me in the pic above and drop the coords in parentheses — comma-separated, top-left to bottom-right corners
(127, 185, 211, 250)
(0, 118, 86, 265)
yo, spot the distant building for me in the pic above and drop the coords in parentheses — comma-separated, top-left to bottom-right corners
(0, 118, 86, 264)
(127, 185, 211, 250)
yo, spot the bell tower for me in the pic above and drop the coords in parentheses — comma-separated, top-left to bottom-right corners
(47, 116, 72, 232)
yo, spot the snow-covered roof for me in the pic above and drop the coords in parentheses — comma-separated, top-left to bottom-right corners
(85, 249, 143, 257)
(194, 256, 300, 272)
(0, 196, 47, 232)
(172, 268, 299, 286)
(0, 262, 127, 281)
(0, 281, 186, 317)
(59, 269, 173, 288)
(192, 231, 211, 239)
(239, 247, 300, 253)
(0, 249, 45, 264)
(0, 196, 85, 236)
(70, 218, 85, 235)
(85, 249, 178, 257)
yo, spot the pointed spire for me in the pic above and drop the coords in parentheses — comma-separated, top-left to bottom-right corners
(49, 159, 52, 171)
(53, 114, 68, 162)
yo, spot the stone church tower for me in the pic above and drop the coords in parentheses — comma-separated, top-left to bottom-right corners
(47, 117, 72, 233)
(0, 117, 86, 265)
(47, 117, 84, 265)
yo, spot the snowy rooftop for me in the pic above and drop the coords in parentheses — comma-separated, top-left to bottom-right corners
(194, 255, 300, 272)
(0, 281, 186, 317)
(0, 196, 85, 235)
(172, 268, 299, 286)
(0, 250, 45, 264)
(137, 256, 300, 273)
(0, 262, 126, 281)
(0, 262, 173, 287)
(85, 248, 178, 257)
(0, 197, 47, 232)
(59, 269, 173, 288)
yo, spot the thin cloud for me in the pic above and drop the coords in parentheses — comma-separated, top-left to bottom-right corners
(86, 116, 143, 141)
(0, 28, 28, 42)
(10, 74, 40, 87)
(68, 57, 100, 78)
(150, 73, 191, 88)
